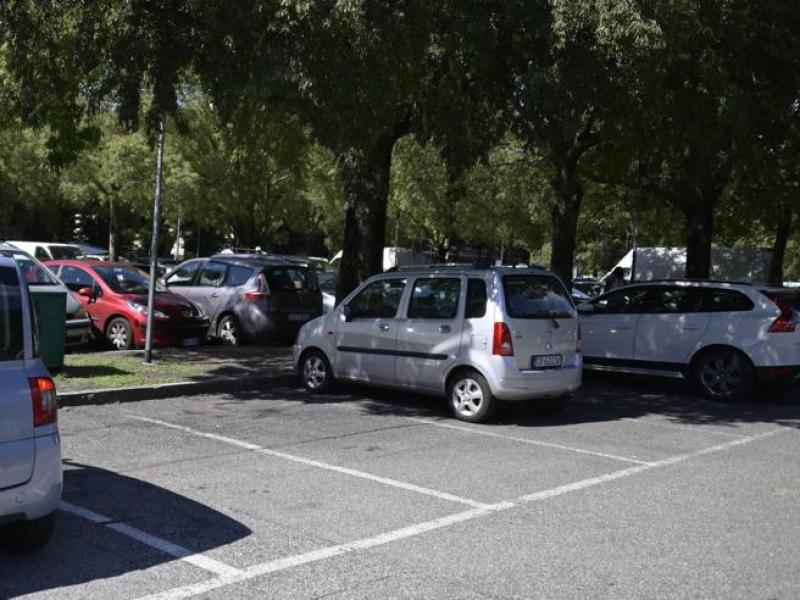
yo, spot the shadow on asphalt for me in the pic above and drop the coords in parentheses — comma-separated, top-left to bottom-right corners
(0, 462, 251, 598)
(215, 372, 800, 432)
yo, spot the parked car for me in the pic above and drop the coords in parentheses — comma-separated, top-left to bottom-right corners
(46, 260, 209, 350)
(571, 286, 592, 305)
(7, 241, 85, 262)
(0, 253, 62, 552)
(578, 280, 800, 401)
(573, 277, 603, 298)
(0, 243, 91, 348)
(165, 254, 323, 344)
(294, 265, 581, 423)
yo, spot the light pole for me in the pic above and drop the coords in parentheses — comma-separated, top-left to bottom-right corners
(145, 120, 165, 364)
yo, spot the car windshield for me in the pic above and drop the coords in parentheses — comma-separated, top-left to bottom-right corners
(503, 274, 574, 319)
(12, 253, 59, 286)
(95, 265, 165, 294)
(50, 245, 84, 260)
(265, 267, 318, 292)
(0, 265, 25, 361)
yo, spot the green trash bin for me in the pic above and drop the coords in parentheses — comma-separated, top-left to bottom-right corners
(30, 289, 67, 372)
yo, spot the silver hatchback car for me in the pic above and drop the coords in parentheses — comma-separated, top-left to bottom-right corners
(294, 265, 582, 422)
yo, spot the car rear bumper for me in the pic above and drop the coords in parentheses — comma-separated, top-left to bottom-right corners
(756, 365, 800, 384)
(0, 433, 62, 522)
(492, 365, 582, 400)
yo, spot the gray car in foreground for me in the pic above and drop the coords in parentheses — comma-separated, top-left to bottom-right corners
(0, 253, 62, 552)
(166, 254, 323, 344)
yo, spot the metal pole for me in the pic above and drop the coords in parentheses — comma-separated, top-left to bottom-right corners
(145, 121, 165, 363)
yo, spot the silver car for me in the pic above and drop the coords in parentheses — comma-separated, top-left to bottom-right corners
(0, 253, 62, 552)
(294, 266, 582, 422)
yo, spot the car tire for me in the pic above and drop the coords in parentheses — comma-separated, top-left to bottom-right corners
(106, 317, 134, 351)
(691, 347, 755, 402)
(447, 370, 495, 423)
(300, 350, 334, 393)
(528, 394, 567, 416)
(217, 315, 242, 346)
(2, 512, 56, 553)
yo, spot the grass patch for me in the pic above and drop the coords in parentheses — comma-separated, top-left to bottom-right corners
(55, 354, 208, 392)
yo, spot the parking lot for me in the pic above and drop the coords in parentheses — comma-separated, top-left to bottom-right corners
(2, 374, 800, 599)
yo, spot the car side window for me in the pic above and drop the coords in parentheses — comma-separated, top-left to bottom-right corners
(408, 278, 462, 319)
(167, 260, 203, 287)
(34, 247, 49, 261)
(466, 278, 487, 319)
(59, 265, 97, 293)
(348, 279, 406, 319)
(226, 265, 254, 287)
(593, 287, 649, 314)
(705, 289, 754, 312)
(197, 261, 227, 288)
(641, 287, 705, 314)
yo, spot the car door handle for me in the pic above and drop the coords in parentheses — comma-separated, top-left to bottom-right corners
(378, 323, 390, 332)
(210, 293, 219, 299)
(610, 326, 633, 333)
(439, 325, 451, 333)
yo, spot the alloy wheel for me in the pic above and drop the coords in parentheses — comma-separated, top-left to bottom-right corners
(451, 377, 484, 417)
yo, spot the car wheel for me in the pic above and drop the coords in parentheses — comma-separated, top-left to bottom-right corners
(692, 348, 755, 402)
(2, 513, 56, 553)
(217, 315, 241, 345)
(106, 317, 133, 350)
(528, 395, 567, 416)
(301, 350, 333, 393)
(448, 371, 495, 423)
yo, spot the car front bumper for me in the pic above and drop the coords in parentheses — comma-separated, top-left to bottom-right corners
(66, 317, 91, 347)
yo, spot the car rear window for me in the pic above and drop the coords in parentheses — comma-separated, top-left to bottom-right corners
(0, 266, 25, 361)
(503, 274, 574, 319)
(265, 267, 318, 292)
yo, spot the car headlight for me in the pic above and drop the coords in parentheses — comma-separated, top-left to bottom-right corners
(127, 301, 168, 320)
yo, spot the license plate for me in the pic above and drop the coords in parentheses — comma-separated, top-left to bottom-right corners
(288, 313, 310, 322)
(182, 338, 200, 347)
(531, 354, 562, 369)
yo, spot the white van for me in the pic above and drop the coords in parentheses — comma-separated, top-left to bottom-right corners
(294, 266, 581, 422)
(7, 241, 85, 262)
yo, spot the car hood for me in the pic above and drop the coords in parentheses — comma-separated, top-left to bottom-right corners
(121, 292, 201, 318)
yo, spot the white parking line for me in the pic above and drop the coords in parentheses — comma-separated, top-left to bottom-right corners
(620, 417, 745, 437)
(408, 417, 653, 465)
(59, 501, 241, 578)
(135, 428, 783, 600)
(128, 415, 487, 509)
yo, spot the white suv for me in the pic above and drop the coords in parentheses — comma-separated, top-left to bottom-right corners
(0, 253, 62, 552)
(294, 266, 581, 422)
(578, 280, 800, 401)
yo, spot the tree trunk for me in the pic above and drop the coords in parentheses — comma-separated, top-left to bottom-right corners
(549, 158, 582, 288)
(108, 196, 118, 261)
(335, 135, 398, 299)
(769, 214, 793, 285)
(683, 193, 716, 280)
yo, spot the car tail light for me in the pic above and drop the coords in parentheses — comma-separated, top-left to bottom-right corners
(245, 273, 271, 302)
(28, 376, 57, 427)
(765, 293, 797, 333)
(493, 322, 514, 356)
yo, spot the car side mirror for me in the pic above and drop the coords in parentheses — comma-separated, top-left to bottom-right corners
(77, 286, 94, 300)
(342, 304, 353, 322)
(577, 302, 594, 314)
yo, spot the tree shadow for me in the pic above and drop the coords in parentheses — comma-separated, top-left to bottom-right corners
(0, 461, 251, 598)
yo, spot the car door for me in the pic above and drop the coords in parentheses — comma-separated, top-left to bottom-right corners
(192, 261, 231, 324)
(633, 286, 710, 365)
(58, 264, 107, 334)
(581, 286, 649, 361)
(164, 259, 206, 306)
(395, 276, 465, 391)
(334, 278, 407, 385)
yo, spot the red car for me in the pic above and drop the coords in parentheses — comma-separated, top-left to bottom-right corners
(46, 260, 210, 350)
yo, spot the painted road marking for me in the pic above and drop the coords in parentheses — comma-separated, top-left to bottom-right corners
(128, 415, 487, 509)
(135, 429, 783, 600)
(620, 417, 745, 437)
(59, 501, 241, 578)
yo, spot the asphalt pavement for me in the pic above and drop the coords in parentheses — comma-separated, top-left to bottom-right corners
(2, 374, 800, 599)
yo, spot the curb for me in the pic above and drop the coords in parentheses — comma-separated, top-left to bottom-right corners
(59, 372, 297, 407)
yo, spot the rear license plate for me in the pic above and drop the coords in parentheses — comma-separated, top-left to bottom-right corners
(288, 313, 310, 322)
(531, 354, 562, 369)
(182, 338, 200, 347)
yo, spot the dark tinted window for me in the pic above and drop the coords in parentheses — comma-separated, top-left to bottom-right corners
(466, 279, 487, 319)
(34, 247, 49, 261)
(95, 266, 163, 293)
(593, 287, 649, 314)
(408, 278, 461, 319)
(0, 266, 25, 361)
(349, 279, 406, 319)
(167, 260, 202, 286)
(197, 262, 228, 287)
(227, 265, 254, 287)
(503, 275, 573, 319)
(265, 267, 318, 292)
(11, 253, 59, 286)
(707, 289, 755, 312)
(641, 287, 704, 314)
(60, 265, 96, 292)
(318, 271, 337, 292)
(49, 245, 83, 260)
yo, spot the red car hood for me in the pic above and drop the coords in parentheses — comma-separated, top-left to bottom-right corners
(122, 292, 200, 319)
